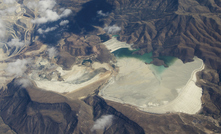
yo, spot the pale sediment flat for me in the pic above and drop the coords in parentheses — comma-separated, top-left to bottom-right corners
(103, 37, 132, 52)
(140, 60, 204, 114)
(92, 62, 112, 71)
(32, 62, 112, 94)
(99, 57, 204, 114)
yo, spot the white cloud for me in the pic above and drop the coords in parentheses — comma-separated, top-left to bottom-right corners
(59, 8, 65, 12)
(3, 0, 17, 4)
(60, 9, 72, 17)
(5, 7, 17, 13)
(37, 29, 44, 34)
(91, 115, 114, 131)
(38, 0, 56, 12)
(0, 7, 18, 15)
(31, 10, 60, 24)
(0, 19, 5, 39)
(45, 9, 60, 20)
(97, 10, 109, 17)
(104, 25, 121, 34)
(28, 0, 56, 11)
(37, 26, 58, 34)
(5, 59, 31, 77)
(59, 20, 69, 26)
(7, 39, 25, 47)
(15, 78, 32, 88)
(27, 1, 38, 10)
(47, 47, 58, 58)
(30, 0, 72, 24)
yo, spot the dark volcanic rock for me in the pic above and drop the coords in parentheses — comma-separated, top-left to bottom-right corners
(0, 80, 78, 134)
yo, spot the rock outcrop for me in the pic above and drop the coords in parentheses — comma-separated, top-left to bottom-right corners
(100, 0, 221, 70)
(1, 0, 221, 133)
(84, 95, 145, 134)
(0, 80, 78, 134)
(0, 80, 145, 134)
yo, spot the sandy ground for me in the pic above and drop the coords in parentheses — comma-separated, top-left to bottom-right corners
(140, 60, 204, 114)
(99, 57, 204, 114)
(103, 37, 132, 52)
(92, 62, 112, 71)
(32, 61, 112, 94)
(34, 71, 111, 94)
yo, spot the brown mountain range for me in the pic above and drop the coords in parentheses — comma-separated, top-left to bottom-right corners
(1, 0, 221, 133)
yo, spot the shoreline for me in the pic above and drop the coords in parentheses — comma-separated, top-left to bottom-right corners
(99, 57, 204, 115)
(139, 59, 204, 114)
(103, 37, 132, 52)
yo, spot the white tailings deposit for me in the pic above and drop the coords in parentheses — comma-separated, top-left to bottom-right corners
(99, 57, 204, 114)
(31, 59, 112, 94)
(103, 37, 132, 52)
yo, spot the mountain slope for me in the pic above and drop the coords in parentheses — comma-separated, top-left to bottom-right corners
(99, 0, 221, 69)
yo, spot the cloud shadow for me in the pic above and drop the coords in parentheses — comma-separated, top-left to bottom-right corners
(68, 0, 113, 34)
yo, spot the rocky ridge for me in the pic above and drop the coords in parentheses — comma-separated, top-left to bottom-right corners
(1, 0, 221, 133)
(0, 80, 145, 134)
(102, 0, 221, 70)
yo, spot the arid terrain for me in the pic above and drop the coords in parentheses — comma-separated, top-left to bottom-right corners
(0, 0, 221, 134)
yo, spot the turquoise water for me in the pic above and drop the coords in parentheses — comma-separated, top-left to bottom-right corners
(113, 48, 177, 75)
(113, 48, 153, 63)
(112, 35, 119, 37)
(158, 56, 177, 66)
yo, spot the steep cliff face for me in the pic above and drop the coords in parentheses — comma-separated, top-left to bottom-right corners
(0, 80, 78, 134)
(106, 98, 221, 134)
(0, 80, 145, 134)
(84, 95, 145, 134)
(0, 116, 16, 134)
